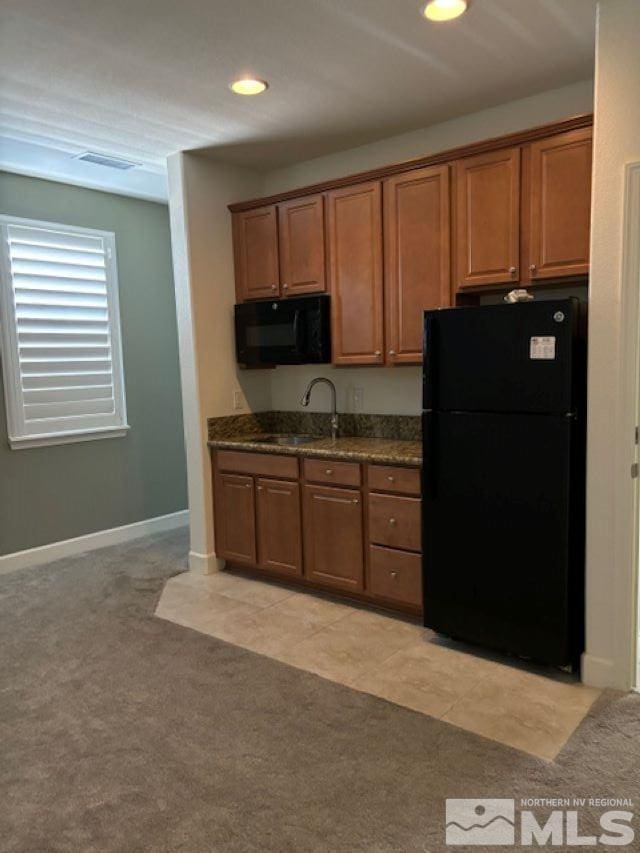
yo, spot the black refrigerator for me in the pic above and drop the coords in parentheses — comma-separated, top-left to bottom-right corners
(422, 298, 587, 668)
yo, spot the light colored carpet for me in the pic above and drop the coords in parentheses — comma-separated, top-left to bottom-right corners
(0, 529, 638, 852)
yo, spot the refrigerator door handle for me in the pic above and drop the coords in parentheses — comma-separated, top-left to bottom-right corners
(422, 411, 436, 500)
(423, 314, 437, 411)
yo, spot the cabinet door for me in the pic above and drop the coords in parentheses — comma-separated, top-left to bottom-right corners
(278, 194, 326, 296)
(528, 128, 592, 281)
(256, 478, 302, 577)
(455, 147, 520, 289)
(232, 205, 279, 301)
(327, 182, 384, 365)
(303, 484, 364, 591)
(214, 473, 256, 565)
(384, 165, 450, 364)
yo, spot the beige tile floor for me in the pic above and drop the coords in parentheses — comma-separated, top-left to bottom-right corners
(155, 570, 600, 761)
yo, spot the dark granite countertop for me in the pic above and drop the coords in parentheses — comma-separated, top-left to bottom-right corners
(207, 434, 422, 467)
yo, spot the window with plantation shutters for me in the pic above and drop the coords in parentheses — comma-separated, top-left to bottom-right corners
(0, 215, 129, 448)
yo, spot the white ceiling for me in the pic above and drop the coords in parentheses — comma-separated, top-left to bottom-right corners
(0, 0, 596, 193)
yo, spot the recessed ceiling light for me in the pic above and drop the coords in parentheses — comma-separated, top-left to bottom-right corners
(423, 0, 468, 22)
(230, 78, 268, 96)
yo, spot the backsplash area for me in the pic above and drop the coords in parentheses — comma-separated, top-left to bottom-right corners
(268, 365, 422, 416)
(208, 411, 421, 441)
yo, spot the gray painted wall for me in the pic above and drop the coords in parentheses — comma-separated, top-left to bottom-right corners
(0, 172, 187, 555)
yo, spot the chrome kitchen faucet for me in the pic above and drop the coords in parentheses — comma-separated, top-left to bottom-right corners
(300, 377, 338, 440)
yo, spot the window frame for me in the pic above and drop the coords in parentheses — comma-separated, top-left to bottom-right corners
(0, 214, 129, 449)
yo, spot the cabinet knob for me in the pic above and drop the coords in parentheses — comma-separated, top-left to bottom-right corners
(271, 284, 277, 290)
(245, 483, 251, 488)
(389, 517, 397, 526)
(509, 266, 516, 275)
(282, 283, 288, 290)
(325, 468, 333, 475)
(374, 350, 381, 357)
(390, 571, 398, 579)
(389, 350, 396, 356)
(257, 486, 264, 491)
(353, 498, 359, 504)
(387, 475, 395, 483)
(530, 264, 537, 274)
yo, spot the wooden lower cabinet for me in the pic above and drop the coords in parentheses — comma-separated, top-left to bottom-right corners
(214, 472, 257, 565)
(303, 483, 364, 591)
(369, 545, 422, 608)
(256, 478, 302, 577)
(212, 451, 423, 613)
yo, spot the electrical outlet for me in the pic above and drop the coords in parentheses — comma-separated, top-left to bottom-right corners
(353, 386, 364, 412)
(233, 389, 246, 411)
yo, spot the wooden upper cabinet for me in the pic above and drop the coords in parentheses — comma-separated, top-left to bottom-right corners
(278, 194, 326, 296)
(527, 128, 592, 281)
(384, 165, 451, 364)
(303, 484, 364, 591)
(327, 182, 384, 365)
(455, 147, 520, 289)
(256, 478, 302, 576)
(214, 472, 256, 565)
(232, 205, 279, 301)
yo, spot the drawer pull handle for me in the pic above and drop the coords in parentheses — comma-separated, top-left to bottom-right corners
(390, 571, 398, 579)
(389, 517, 397, 526)
(352, 498, 359, 504)
(387, 475, 395, 482)
(325, 468, 333, 475)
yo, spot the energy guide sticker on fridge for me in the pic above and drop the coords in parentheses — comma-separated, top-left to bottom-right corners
(529, 336, 556, 360)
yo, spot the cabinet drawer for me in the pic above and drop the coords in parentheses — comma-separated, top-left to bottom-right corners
(368, 493, 421, 552)
(303, 458, 361, 488)
(369, 546, 422, 607)
(368, 464, 421, 496)
(216, 450, 298, 480)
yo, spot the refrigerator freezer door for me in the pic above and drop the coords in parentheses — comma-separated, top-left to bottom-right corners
(423, 299, 581, 415)
(422, 410, 584, 666)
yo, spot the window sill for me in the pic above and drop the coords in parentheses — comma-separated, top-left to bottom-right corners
(8, 425, 131, 450)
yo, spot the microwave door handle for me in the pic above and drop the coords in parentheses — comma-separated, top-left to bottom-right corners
(292, 309, 302, 352)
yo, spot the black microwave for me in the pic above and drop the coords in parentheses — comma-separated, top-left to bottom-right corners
(235, 294, 331, 366)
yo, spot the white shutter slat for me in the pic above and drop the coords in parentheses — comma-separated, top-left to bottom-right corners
(23, 386, 114, 404)
(24, 399, 116, 420)
(15, 305, 109, 322)
(22, 372, 113, 390)
(17, 320, 111, 335)
(15, 290, 108, 309)
(9, 225, 103, 253)
(18, 333, 111, 347)
(10, 245, 106, 267)
(0, 217, 128, 444)
(13, 276, 108, 295)
(11, 260, 106, 281)
(21, 360, 112, 375)
(19, 345, 111, 358)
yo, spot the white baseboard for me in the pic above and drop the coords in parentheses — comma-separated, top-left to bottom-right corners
(188, 550, 224, 575)
(581, 652, 625, 689)
(0, 509, 189, 576)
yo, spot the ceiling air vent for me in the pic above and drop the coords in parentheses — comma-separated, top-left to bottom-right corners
(76, 152, 140, 170)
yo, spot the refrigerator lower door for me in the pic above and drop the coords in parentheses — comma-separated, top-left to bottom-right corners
(422, 411, 584, 666)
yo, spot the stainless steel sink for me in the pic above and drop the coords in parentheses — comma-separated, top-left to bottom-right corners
(256, 433, 319, 446)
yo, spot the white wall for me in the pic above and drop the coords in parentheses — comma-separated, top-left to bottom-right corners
(583, 0, 640, 689)
(264, 79, 594, 194)
(167, 153, 266, 572)
(264, 79, 594, 416)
